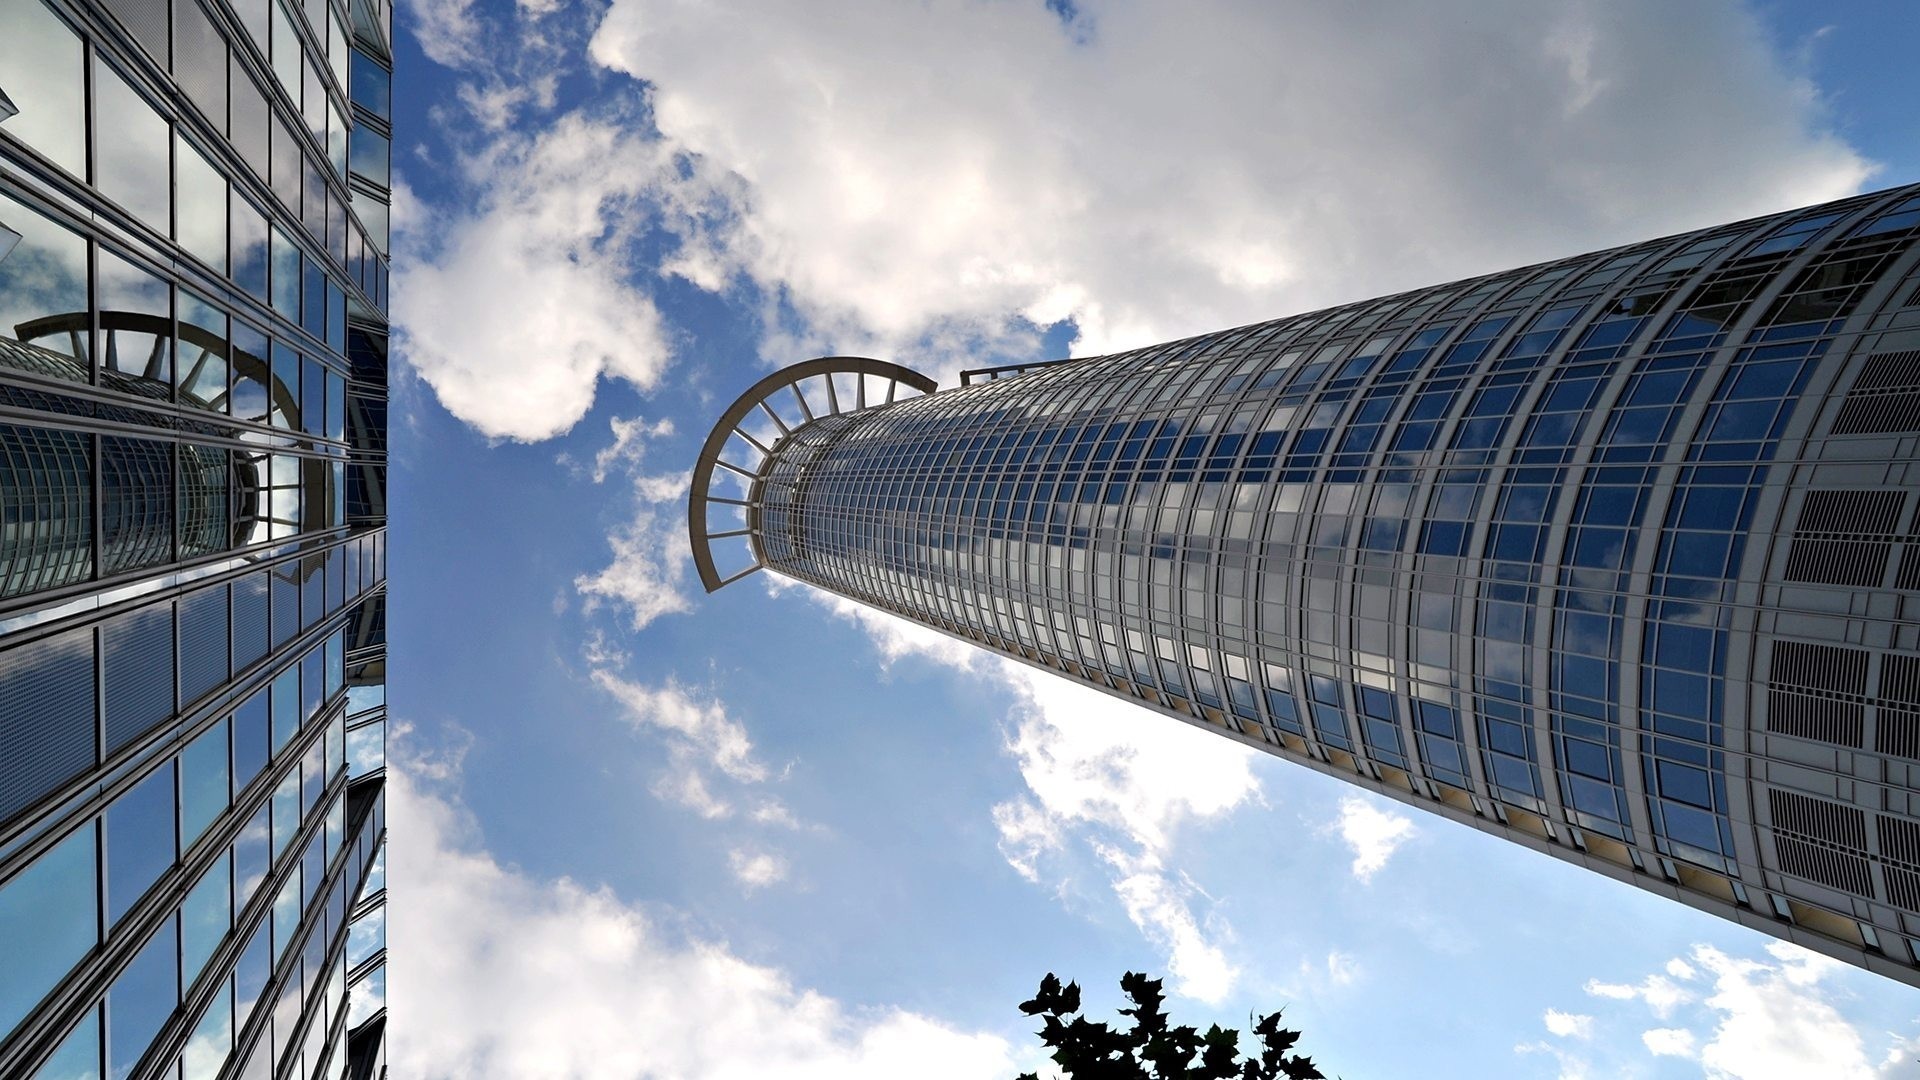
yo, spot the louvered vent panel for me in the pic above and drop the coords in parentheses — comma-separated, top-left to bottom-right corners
(1832, 351, 1920, 435)
(232, 570, 270, 670)
(1878, 654, 1920, 759)
(1767, 789, 1873, 897)
(1782, 490, 1905, 586)
(0, 627, 97, 823)
(1898, 546, 1920, 591)
(97, 0, 169, 62)
(1882, 815, 1920, 912)
(271, 569, 299, 648)
(178, 584, 230, 706)
(1765, 640, 1867, 746)
(102, 605, 173, 754)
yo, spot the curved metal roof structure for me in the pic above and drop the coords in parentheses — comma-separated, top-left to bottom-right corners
(688, 356, 936, 592)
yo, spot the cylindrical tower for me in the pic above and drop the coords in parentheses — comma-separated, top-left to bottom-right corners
(694, 182, 1920, 985)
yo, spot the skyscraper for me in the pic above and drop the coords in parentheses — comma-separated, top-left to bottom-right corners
(0, 0, 391, 1074)
(692, 182, 1920, 987)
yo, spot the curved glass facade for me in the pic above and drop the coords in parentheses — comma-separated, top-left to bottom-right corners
(726, 182, 1920, 986)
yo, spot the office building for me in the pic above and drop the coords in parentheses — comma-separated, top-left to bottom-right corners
(692, 183, 1920, 986)
(0, 0, 391, 1073)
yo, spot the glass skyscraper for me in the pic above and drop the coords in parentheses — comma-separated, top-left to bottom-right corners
(0, 0, 391, 1073)
(693, 183, 1920, 987)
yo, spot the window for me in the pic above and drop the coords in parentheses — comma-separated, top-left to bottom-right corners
(176, 136, 230, 273)
(0, 0, 86, 174)
(92, 58, 171, 231)
(105, 763, 177, 927)
(181, 718, 231, 847)
(180, 855, 231, 988)
(108, 919, 180, 1079)
(0, 825, 97, 1038)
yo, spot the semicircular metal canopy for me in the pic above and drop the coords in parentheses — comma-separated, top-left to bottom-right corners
(688, 356, 936, 592)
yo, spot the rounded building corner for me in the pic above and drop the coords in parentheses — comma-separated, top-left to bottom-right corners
(688, 356, 937, 593)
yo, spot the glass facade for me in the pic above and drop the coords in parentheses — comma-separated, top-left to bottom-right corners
(697, 183, 1920, 987)
(0, 0, 392, 1074)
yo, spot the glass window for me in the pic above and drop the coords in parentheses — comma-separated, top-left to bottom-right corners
(232, 917, 270, 1029)
(272, 343, 301, 429)
(107, 919, 179, 1080)
(271, 769, 299, 861)
(95, 249, 172, 388)
(349, 50, 390, 119)
(346, 719, 384, 779)
(327, 9, 349, 92)
(180, 855, 230, 989)
(271, 1, 301, 102)
(180, 720, 230, 848)
(0, 825, 98, 1038)
(230, 321, 271, 425)
(0, 192, 89, 365)
(231, 198, 270, 302)
(177, 293, 231, 413)
(270, 227, 301, 319)
(180, 979, 231, 1080)
(349, 127, 389, 189)
(271, 873, 299, 960)
(232, 690, 271, 794)
(362, 843, 384, 896)
(0, 0, 86, 175)
(175, 136, 229, 274)
(345, 902, 383, 968)
(345, 963, 383, 1026)
(272, 666, 300, 753)
(233, 802, 270, 904)
(32, 1005, 100, 1080)
(352, 190, 389, 256)
(326, 101, 348, 179)
(105, 763, 177, 927)
(92, 58, 171, 232)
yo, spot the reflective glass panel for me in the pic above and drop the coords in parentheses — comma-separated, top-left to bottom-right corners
(0, 191, 89, 363)
(180, 718, 230, 847)
(0, 0, 86, 175)
(232, 198, 270, 301)
(92, 59, 171, 232)
(349, 50, 389, 119)
(345, 902, 383, 967)
(230, 321, 271, 425)
(106, 919, 178, 1080)
(270, 227, 301, 319)
(31, 1005, 100, 1080)
(346, 720, 384, 779)
(232, 689, 271, 792)
(234, 802, 270, 903)
(348, 127, 389, 188)
(345, 963, 382, 1026)
(175, 136, 229, 274)
(271, 769, 299, 862)
(0, 825, 97, 1038)
(180, 854, 230, 988)
(177, 291, 230, 410)
(96, 249, 171, 388)
(105, 763, 176, 928)
(180, 979, 231, 1080)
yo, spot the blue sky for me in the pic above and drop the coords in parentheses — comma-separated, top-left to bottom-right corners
(384, 1, 1920, 1075)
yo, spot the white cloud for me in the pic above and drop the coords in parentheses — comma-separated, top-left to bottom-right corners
(1332, 796, 1416, 883)
(1583, 970, 1694, 1020)
(728, 848, 790, 891)
(388, 766, 1022, 1077)
(1584, 941, 1920, 1079)
(588, 0, 1873, 378)
(394, 112, 678, 442)
(586, 415, 677, 484)
(1323, 950, 1361, 988)
(1543, 1009, 1594, 1040)
(1642, 1027, 1696, 1058)
(575, 471, 694, 631)
(593, 672, 771, 819)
